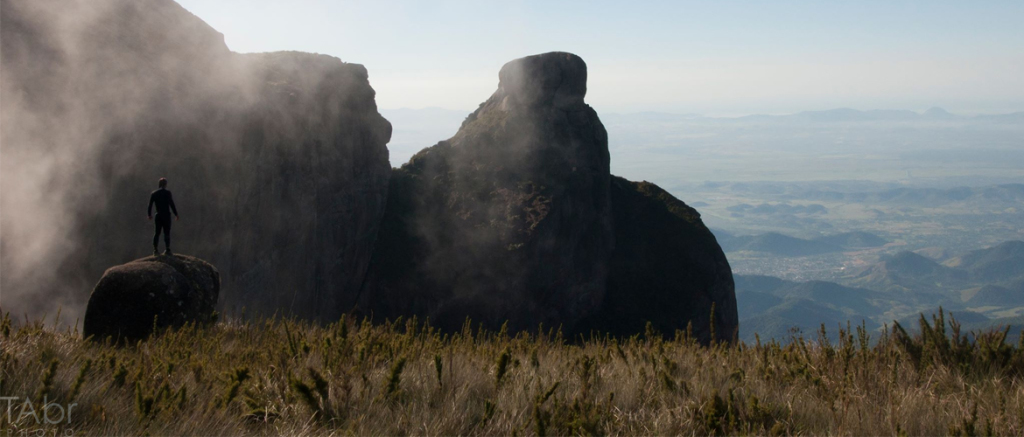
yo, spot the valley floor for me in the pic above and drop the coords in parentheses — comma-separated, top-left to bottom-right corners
(1, 314, 1022, 435)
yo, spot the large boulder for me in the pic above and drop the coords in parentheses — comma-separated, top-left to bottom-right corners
(1, 0, 391, 322)
(361, 52, 613, 331)
(83, 255, 219, 343)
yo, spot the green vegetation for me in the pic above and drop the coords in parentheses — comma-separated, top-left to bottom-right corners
(1, 311, 1023, 435)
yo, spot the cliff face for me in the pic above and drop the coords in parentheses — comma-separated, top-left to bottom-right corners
(0, 0, 391, 321)
(361, 53, 613, 332)
(224, 53, 391, 319)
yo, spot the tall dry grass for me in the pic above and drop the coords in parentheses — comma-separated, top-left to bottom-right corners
(1, 310, 1022, 435)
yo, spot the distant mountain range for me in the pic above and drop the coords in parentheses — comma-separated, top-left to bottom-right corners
(726, 203, 827, 216)
(735, 276, 884, 342)
(597, 107, 1024, 123)
(893, 310, 1023, 345)
(945, 240, 1024, 282)
(735, 240, 1024, 343)
(815, 231, 889, 248)
(847, 241, 1024, 294)
(714, 230, 888, 257)
(794, 184, 1024, 207)
(767, 107, 1024, 123)
(391, 106, 1024, 125)
(849, 251, 967, 294)
(966, 284, 1024, 307)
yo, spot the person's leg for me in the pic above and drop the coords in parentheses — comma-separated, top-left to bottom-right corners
(164, 219, 172, 254)
(153, 218, 162, 254)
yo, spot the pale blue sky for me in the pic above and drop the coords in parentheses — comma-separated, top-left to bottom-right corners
(177, 0, 1024, 115)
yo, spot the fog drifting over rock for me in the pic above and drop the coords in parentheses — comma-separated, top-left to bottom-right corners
(1, 0, 392, 324)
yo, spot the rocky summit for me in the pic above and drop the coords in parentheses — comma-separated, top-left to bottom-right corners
(360, 52, 614, 333)
(83, 255, 219, 343)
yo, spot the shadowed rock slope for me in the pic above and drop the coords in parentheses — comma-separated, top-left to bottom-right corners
(578, 177, 737, 341)
(361, 52, 736, 342)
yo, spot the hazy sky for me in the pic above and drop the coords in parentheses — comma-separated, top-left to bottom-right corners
(177, 0, 1024, 115)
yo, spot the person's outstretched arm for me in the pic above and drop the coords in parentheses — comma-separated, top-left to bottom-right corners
(169, 191, 179, 219)
(148, 192, 155, 219)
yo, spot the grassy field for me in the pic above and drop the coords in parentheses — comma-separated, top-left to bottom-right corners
(1, 311, 1023, 436)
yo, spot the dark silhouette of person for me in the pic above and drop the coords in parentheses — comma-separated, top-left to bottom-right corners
(147, 178, 179, 256)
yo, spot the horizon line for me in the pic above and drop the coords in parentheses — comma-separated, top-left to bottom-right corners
(379, 106, 1024, 119)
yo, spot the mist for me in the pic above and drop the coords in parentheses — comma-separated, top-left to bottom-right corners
(1, 0, 245, 323)
(0, 0, 391, 325)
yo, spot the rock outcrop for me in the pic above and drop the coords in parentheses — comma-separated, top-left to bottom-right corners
(360, 52, 613, 332)
(1, 0, 391, 322)
(83, 255, 219, 343)
(361, 52, 736, 342)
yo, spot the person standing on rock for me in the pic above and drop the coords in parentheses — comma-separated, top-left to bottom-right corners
(147, 178, 179, 256)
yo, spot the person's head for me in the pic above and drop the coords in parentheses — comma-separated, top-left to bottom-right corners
(158, 178, 168, 188)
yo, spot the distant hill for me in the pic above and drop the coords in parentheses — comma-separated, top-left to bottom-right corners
(913, 247, 950, 261)
(813, 231, 887, 249)
(722, 107, 1024, 124)
(709, 228, 734, 241)
(796, 184, 1024, 207)
(735, 239, 1024, 343)
(849, 251, 967, 293)
(595, 108, 1024, 124)
(771, 281, 884, 316)
(740, 298, 878, 343)
(601, 112, 702, 123)
(719, 230, 887, 256)
(945, 241, 1024, 282)
(967, 284, 1024, 307)
(791, 108, 921, 122)
(729, 107, 1024, 124)
(974, 112, 1024, 123)
(727, 203, 827, 216)
(735, 274, 886, 342)
(735, 289, 783, 320)
(958, 315, 1024, 345)
(894, 308, 991, 332)
(923, 107, 956, 119)
(885, 251, 954, 277)
(734, 274, 794, 294)
(891, 309, 1023, 345)
(720, 232, 841, 256)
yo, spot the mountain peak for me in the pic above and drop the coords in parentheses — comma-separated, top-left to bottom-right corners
(497, 52, 587, 109)
(880, 251, 959, 279)
(924, 107, 954, 118)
